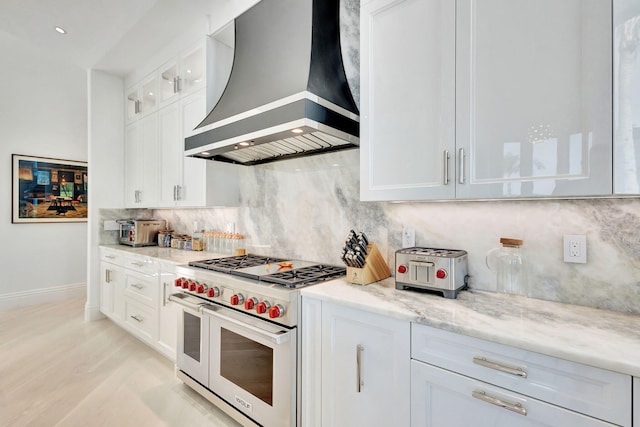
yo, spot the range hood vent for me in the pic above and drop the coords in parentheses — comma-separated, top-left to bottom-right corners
(185, 0, 359, 166)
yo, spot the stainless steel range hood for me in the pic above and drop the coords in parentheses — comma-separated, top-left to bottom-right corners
(185, 0, 359, 166)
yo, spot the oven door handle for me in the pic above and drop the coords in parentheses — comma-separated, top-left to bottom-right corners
(168, 293, 205, 312)
(201, 306, 292, 345)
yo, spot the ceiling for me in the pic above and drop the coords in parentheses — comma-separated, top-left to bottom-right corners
(0, 0, 229, 76)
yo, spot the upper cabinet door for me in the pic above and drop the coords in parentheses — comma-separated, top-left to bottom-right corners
(360, 0, 456, 201)
(456, 0, 613, 199)
(613, 0, 640, 194)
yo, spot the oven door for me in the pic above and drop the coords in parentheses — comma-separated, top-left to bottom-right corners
(169, 293, 209, 387)
(202, 304, 296, 427)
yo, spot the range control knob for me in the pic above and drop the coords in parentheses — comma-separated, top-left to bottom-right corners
(174, 278, 184, 287)
(207, 286, 220, 298)
(244, 297, 258, 310)
(256, 301, 271, 315)
(189, 281, 197, 292)
(230, 294, 245, 306)
(182, 280, 190, 289)
(268, 304, 286, 319)
(196, 283, 208, 294)
(397, 265, 407, 274)
(436, 269, 447, 279)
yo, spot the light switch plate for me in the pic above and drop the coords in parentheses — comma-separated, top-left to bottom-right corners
(402, 227, 415, 248)
(104, 220, 119, 231)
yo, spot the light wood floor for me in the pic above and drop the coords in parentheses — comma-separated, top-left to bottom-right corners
(0, 298, 240, 427)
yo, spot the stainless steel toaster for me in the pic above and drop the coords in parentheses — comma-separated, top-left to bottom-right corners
(117, 219, 165, 247)
(395, 247, 468, 299)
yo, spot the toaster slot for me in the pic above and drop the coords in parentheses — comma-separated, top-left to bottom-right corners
(409, 260, 435, 284)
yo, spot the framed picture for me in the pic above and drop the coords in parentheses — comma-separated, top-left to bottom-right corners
(12, 154, 88, 223)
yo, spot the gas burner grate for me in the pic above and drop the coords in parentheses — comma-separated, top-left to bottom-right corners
(261, 265, 346, 288)
(189, 254, 287, 272)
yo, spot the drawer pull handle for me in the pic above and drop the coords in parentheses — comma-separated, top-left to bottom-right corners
(473, 356, 527, 378)
(105, 255, 115, 259)
(131, 283, 144, 290)
(472, 390, 527, 416)
(356, 344, 364, 393)
(131, 262, 144, 267)
(130, 315, 143, 322)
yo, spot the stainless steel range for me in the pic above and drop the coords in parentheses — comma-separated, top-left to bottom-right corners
(169, 254, 345, 427)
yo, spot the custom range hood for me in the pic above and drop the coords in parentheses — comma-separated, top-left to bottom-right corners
(185, 0, 359, 166)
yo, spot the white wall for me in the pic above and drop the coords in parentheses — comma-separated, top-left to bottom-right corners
(0, 30, 88, 310)
(86, 70, 124, 320)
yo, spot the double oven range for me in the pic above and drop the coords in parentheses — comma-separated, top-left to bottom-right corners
(169, 254, 345, 427)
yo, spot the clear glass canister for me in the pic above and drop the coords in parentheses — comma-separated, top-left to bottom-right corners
(486, 238, 526, 295)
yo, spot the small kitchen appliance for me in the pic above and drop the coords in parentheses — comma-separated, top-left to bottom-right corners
(395, 247, 469, 298)
(117, 219, 165, 247)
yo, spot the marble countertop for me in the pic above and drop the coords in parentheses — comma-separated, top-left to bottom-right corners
(301, 278, 640, 378)
(100, 244, 224, 265)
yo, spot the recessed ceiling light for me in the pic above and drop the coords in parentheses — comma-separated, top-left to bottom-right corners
(54, 26, 67, 35)
(200, 151, 210, 156)
(291, 128, 304, 134)
(238, 141, 251, 146)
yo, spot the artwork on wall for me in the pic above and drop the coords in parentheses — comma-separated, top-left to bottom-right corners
(12, 154, 88, 223)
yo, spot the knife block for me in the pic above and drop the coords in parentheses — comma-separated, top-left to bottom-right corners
(346, 242, 391, 285)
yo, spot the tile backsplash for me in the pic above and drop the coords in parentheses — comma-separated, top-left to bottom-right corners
(101, 148, 640, 315)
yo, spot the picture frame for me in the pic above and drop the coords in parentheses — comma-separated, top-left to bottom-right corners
(12, 154, 88, 223)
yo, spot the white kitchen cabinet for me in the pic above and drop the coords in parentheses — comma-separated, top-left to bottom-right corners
(159, 42, 206, 107)
(157, 262, 178, 361)
(456, 0, 612, 199)
(411, 323, 632, 427)
(613, 0, 640, 194)
(360, 0, 456, 201)
(98, 248, 166, 352)
(158, 89, 240, 207)
(126, 73, 158, 123)
(411, 361, 618, 427)
(361, 0, 613, 201)
(99, 250, 125, 322)
(124, 114, 159, 207)
(301, 298, 410, 427)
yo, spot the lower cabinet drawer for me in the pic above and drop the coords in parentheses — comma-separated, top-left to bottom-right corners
(411, 323, 631, 426)
(411, 360, 617, 427)
(124, 270, 156, 306)
(124, 299, 156, 342)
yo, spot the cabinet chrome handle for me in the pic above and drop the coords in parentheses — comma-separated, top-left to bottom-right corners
(162, 282, 169, 307)
(177, 185, 182, 200)
(130, 315, 143, 322)
(131, 283, 144, 290)
(131, 262, 144, 267)
(472, 390, 527, 416)
(105, 255, 116, 259)
(105, 269, 111, 283)
(176, 76, 183, 93)
(443, 150, 450, 185)
(356, 344, 364, 393)
(458, 148, 465, 184)
(473, 357, 527, 378)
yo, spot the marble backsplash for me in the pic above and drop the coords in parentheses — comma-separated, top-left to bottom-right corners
(100, 148, 640, 315)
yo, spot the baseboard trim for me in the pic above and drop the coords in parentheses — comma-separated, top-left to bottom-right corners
(0, 283, 86, 311)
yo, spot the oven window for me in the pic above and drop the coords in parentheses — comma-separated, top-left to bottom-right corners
(184, 312, 201, 362)
(220, 328, 273, 406)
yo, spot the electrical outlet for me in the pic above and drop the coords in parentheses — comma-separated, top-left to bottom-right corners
(563, 235, 587, 263)
(402, 227, 415, 248)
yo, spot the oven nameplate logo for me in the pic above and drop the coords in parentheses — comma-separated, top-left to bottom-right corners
(235, 395, 252, 412)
